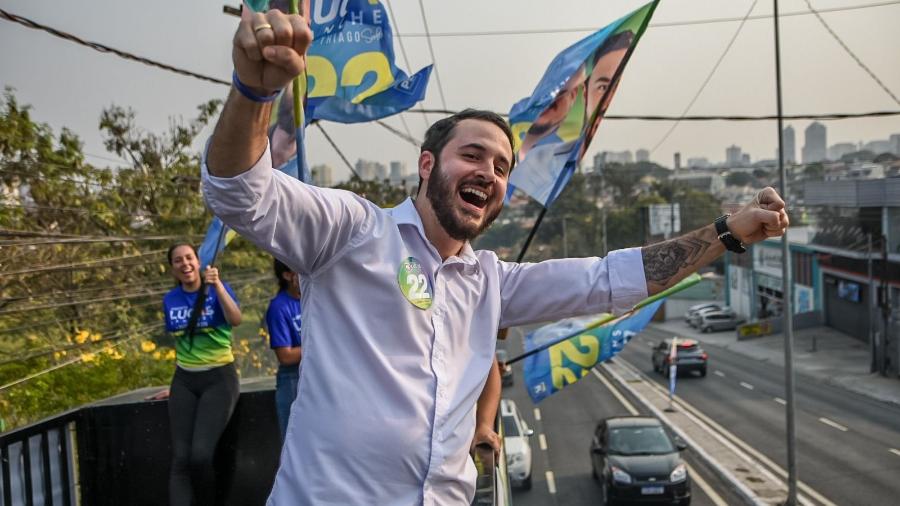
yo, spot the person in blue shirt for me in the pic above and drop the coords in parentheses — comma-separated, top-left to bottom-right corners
(266, 258, 302, 440)
(162, 243, 242, 506)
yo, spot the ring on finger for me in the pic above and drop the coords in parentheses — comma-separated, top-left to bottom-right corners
(254, 23, 273, 33)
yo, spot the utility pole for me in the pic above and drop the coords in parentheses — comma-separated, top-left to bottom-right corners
(562, 216, 568, 258)
(773, 1, 798, 504)
(868, 233, 877, 373)
(881, 235, 891, 376)
(601, 169, 608, 257)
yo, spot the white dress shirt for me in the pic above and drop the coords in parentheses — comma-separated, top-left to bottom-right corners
(201, 145, 647, 505)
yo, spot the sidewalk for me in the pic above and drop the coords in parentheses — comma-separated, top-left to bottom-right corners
(650, 319, 900, 407)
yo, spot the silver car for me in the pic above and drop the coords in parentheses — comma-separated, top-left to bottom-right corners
(683, 302, 721, 324)
(697, 310, 742, 333)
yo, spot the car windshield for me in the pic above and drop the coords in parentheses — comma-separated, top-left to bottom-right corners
(608, 426, 675, 455)
(502, 415, 520, 437)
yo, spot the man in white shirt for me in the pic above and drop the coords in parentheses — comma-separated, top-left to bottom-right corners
(204, 9, 789, 505)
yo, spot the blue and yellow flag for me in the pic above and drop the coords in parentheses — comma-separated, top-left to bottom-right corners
(507, 1, 658, 207)
(523, 300, 662, 404)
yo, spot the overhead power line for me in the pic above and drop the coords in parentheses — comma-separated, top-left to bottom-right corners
(650, 0, 760, 155)
(802, 0, 900, 107)
(0, 248, 167, 278)
(409, 108, 900, 121)
(313, 123, 360, 179)
(416, 0, 448, 110)
(0, 8, 229, 87)
(394, 1, 900, 37)
(384, 0, 431, 130)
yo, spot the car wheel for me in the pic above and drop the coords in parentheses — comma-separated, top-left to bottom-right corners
(699, 367, 707, 377)
(592, 463, 598, 481)
(522, 473, 532, 490)
(678, 498, 692, 506)
(702, 326, 711, 333)
(664, 364, 670, 377)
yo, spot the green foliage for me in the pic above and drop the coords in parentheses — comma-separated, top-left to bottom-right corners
(0, 89, 283, 431)
(725, 171, 756, 187)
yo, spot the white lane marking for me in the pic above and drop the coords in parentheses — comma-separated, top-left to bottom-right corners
(646, 341, 655, 347)
(546, 470, 557, 494)
(739, 382, 754, 390)
(685, 462, 729, 506)
(533, 408, 542, 422)
(539, 433, 548, 451)
(818, 417, 848, 432)
(889, 448, 900, 457)
(592, 368, 639, 416)
(714, 370, 725, 377)
(774, 397, 787, 405)
(610, 358, 838, 506)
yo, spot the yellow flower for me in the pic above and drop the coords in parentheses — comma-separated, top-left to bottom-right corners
(141, 341, 157, 353)
(153, 351, 162, 360)
(74, 330, 89, 344)
(82, 352, 95, 363)
(90, 333, 101, 342)
(54, 351, 62, 360)
(240, 339, 249, 348)
(165, 349, 176, 361)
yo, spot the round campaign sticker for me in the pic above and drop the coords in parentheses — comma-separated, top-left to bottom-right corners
(397, 257, 433, 309)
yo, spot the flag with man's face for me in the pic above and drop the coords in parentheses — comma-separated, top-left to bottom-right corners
(523, 300, 663, 404)
(507, 1, 658, 207)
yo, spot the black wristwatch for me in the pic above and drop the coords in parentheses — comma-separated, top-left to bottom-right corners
(714, 215, 746, 254)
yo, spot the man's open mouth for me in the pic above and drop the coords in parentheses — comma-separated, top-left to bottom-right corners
(459, 186, 489, 209)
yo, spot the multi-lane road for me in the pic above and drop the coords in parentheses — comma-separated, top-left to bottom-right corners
(500, 324, 900, 505)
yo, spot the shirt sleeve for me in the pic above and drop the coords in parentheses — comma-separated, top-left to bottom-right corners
(201, 142, 376, 276)
(496, 247, 648, 328)
(266, 301, 294, 349)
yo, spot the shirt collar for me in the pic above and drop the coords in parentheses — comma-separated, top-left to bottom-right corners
(388, 198, 479, 269)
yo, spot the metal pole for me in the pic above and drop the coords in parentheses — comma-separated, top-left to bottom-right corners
(601, 169, 608, 257)
(773, 2, 798, 504)
(868, 233, 877, 373)
(562, 216, 568, 258)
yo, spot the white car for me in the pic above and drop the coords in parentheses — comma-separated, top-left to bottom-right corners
(500, 399, 534, 490)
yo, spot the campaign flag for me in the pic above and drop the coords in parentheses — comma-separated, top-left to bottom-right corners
(523, 300, 662, 404)
(246, 0, 432, 124)
(507, 0, 658, 207)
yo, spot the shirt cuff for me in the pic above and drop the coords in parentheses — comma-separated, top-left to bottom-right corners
(201, 140, 272, 219)
(606, 247, 648, 313)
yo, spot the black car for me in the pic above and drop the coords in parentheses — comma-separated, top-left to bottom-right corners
(651, 339, 708, 377)
(590, 417, 691, 505)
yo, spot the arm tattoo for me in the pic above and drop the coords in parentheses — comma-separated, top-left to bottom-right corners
(641, 236, 712, 286)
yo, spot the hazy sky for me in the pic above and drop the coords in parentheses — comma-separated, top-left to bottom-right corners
(1, 0, 898, 179)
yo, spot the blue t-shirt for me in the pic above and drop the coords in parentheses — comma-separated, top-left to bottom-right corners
(163, 282, 239, 367)
(266, 290, 302, 349)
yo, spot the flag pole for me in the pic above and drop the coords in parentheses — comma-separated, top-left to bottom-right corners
(290, 0, 309, 183)
(506, 273, 701, 365)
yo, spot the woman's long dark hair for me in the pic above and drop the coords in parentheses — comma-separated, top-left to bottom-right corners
(168, 243, 206, 349)
(274, 258, 292, 292)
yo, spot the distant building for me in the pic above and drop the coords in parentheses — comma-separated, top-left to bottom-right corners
(673, 152, 681, 171)
(741, 153, 751, 166)
(355, 159, 387, 181)
(726, 145, 742, 167)
(890, 134, 900, 155)
(863, 140, 892, 155)
(389, 161, 407, 185)
(635, 149, 650, 163)
(311, 164, 334, 187)
(602, 150, 633, 164)
(802, 121, 827, 163)
(670, 172, 725, 195)
(782, 125, 796, 164)
(686, 157, 709, 169)
(828, 142, 856, 161)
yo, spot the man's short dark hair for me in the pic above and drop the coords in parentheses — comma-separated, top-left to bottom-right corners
(274, 258, 293, 292)
(417, 109, 515, 192)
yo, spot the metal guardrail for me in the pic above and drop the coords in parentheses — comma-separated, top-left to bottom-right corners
(0, 411, 78, 506)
